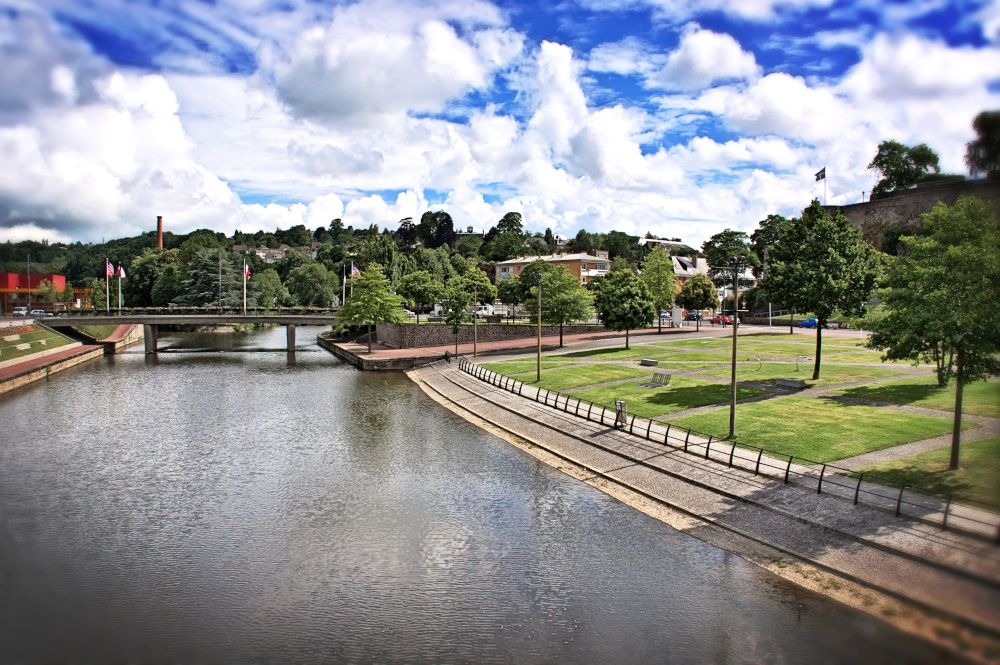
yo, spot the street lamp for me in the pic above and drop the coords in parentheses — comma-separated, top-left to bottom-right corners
(536, 272, 543, 383)
(726, 255, 746, 438)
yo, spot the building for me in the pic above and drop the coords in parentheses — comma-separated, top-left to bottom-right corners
(495, 253, 611, 285)
(1, 273, 80, 315)
(455, 226, 484, 239)
(670, 256, 755, 310)
(641, 239, 698, 253)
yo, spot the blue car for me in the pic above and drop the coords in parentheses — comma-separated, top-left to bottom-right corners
(797, 318, 824, 328)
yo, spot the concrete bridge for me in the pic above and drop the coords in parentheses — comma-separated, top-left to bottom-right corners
(48, 314, 338, 353)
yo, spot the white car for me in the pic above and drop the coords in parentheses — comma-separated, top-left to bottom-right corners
(29, 309, 50, 317)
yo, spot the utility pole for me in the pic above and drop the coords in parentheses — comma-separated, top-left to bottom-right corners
(536, 272, 543, 383)
(218, 249, 223, 311)
(728, 256, 745, 439)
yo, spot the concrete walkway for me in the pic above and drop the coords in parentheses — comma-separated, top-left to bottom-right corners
(412, 359, 1000, 634)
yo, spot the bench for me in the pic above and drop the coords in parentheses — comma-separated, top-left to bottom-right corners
(776, 378, 807, 389)
(485, 315, 502, 323)
(638, 373, 671, 388)
(639, 358, 658, 366)
(428, 316, 444, 322)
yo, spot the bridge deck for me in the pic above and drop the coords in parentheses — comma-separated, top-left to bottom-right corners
(49, 315, 338, 326)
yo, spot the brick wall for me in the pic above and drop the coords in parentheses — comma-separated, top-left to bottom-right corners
(376, 322, 609, 349)
(823, 178, 1000, 248)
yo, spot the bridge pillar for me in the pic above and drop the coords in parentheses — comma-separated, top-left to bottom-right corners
(143, 324, 158, 354)
(287, 324, 296, 353)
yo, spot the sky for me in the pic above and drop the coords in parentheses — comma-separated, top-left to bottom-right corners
(1, 0, 998, 248)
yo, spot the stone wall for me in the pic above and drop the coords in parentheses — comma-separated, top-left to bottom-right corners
(823, 178, 1000, 249)
(376, 322, 609, 349)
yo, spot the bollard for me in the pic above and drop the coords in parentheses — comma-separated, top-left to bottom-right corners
(817, 464, 827, 494)
(895, 483, 905, 516)
(785, 457, 793, 484)
(854, 473, 864, 505)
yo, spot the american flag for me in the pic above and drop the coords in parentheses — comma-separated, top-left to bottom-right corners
(117, 265, 126, 279)
(351, 262, 360, 276)
(106, 261, 114, 277)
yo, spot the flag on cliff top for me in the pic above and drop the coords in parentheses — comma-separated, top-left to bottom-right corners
(106, 261, 114, 277)
(815, 167, 826, 181)
(117, 265, 126, 279)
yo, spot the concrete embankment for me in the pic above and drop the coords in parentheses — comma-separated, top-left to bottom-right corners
(0, 344, 104, 396)
(410, 360, 1000, 646)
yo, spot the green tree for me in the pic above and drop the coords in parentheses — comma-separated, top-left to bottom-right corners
(701, 229, 760, 288)
(675, 273, 718, 332)
(37, 279, 71, 306)
(439, 283, 472, 355)
(355, 231, 398, 271)
(286, 263, 337, 307)
(526, 265, 593, 346)
(456, 235, 482, 258)
(397, 270, 444, 324)
(457, 266, 497, 308)
(965, 110, 1000, 180)
(250, 268, 287, 308)
(496, 276, 520, 323)
(338, 264, 406, 353)
(515, 259, 557, 303)
(397, 217, 418, 246)
(642, 246, 677, 333)
(750, 214, 785, 281)
(592, 269, 654, 348)
(764, 200, 882, 379)
(864, 196, 1000, 468)
(151, 264, 184, 306)
(173, 248, 246, 308)
(496, 211, 523, 237)
(484, 232, 524, 262)
(868, 139, 940, 196)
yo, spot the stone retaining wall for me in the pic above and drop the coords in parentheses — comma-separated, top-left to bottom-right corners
(376, 322, 609, 349)
(0, 347, 104, 396)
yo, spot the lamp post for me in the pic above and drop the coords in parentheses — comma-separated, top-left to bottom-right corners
(472, 283, 478, 358)
(536, 272, 543, 383)
(727, 255, 745, 439)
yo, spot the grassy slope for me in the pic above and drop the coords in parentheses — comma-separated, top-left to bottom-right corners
(700, 363, 906, 387)
(529, 364, 650, 391)
(833, 376, 1000, 418)
(666, 396, 971, 463)
(570, 377, 767, 418)
(0, 328, 74, 361)
(75, 324, 120, 340)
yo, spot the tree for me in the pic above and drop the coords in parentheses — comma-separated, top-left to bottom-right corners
(420, 211, 456, 249)
(566, 229, 595, 255)
(592, 269, 654, 348)
(642, 246, 676, 333)
(173, 248, 246, 308)
(496, 211, 523, 237)
(515, 259, 557, 303)
(526, 265, 593, 346)
(966, 110, 1000, 180)
(483, 232, 523, 262)
(458, 266, 497, 310)
(702, 229, 760, 288)
(763, 200, 882, 379)
(751, 215, 785, 281)
(250, 268, 287, 308)
(675, 273, 718, 332)
(286, 263, 337, 307)
(151, 264, 183, 306)
(397, 217, 418, 246)
(456, 235, 482, 258)
(337, 264, 406, 353)
(37, 279, 71, 306)
(439, 283, 472, 355)
(496, 275, 520, 324)
(868, 140, 940, 196)
(865, 196, 1000, 468)
(397, 270, 443, 324)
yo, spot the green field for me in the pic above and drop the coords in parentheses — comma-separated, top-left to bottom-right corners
(833, 375, 1000, 418)
(652, 337, 735, 349)
(854, 437, 1000, 506)
(569, 377, 768, 418)
(0, 328, 73, 361)
(666, 396, 972, 463)
(479, 361, 578, 374)
(529, 363, 650, 392)
(742, 333, 866, 347)
(645, 351, 733, 362)
(75, 324, 120, 340)
(700, 362, 906, 387)
(564, 346, 652, 360)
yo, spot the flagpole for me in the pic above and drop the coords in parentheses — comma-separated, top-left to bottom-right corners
(243, 259, 247, 315)
(105, 258, 109, 315)
(350, 262, 354, 298)
(342, 264, 346, 306)
(117, 267, 121, 315)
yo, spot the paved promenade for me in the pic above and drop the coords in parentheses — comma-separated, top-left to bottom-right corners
(411, 358, 1000, 634)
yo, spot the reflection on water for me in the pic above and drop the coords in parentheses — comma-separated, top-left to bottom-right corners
(0, 326, 955, 663)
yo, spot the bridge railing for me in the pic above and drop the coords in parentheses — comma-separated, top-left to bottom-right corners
(457, 357, 1000, 543)
(58, 306, 340, 317)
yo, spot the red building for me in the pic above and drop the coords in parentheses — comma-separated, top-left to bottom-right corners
(1, 273, 68, 315)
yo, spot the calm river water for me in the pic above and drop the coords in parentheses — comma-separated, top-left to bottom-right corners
(0, 326, 955, 663)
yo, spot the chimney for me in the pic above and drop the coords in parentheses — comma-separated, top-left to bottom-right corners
(156, 216, 163, 249)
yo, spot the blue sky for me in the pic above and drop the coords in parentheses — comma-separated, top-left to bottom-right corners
(1, 0, 998, 246)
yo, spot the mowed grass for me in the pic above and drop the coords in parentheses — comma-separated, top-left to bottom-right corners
(821, 350, 930, 366)
(0, 329, 73, 361)
(832, 375, 1000, 418)
(563, 346, 652, 360)
(569, 377, 768, 418)
(652, 337, 734, 349)
(700, 362, 906, 387)
(479, 361, 576, 375)
(75, 324, 120, 340)
(645, 351, 733, 362)
(666, 396, 973, 463)
(742, 332, 867, 348)
(529, 363, 650, 391)
(855, 437, 1000, 506)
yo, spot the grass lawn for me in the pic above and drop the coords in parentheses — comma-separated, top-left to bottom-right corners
(735, 342, 823, 357)
(479, 361, 576, 375)
(527, 363, 650, 391)
(652, 337, 735, 349)
(822, 350, 926, 366)
(742, 333, 866, 348)
(854, 437, 1000, 506)
(700, 362, 906, 387)
(569, 377, 768, 418)
(632, 361, 722, 371)
(75, 324, 120, 340)
(564, 346, 652, 360)
(832, 375, 1000, 418)
(646, 351, 733, 361)
(666, 396, 973, 463)
(0, 328, 73, 361)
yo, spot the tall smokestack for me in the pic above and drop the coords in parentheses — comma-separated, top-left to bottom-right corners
(156, 216, 163, 249)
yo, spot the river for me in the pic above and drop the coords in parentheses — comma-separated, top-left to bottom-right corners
(0, 326, 956, 663)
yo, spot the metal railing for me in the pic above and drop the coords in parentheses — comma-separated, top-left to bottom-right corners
(55, 306, 340, 316)
(457, 358, 1000, 542)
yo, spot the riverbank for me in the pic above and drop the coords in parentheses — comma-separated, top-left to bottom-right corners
(0, 343, 105, 396)
(409, 358, 1000, 662)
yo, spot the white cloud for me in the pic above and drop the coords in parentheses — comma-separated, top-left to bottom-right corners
(577, 0, 835, 22)
(653, 24, 759, 91)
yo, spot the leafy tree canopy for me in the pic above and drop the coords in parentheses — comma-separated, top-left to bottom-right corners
(338, 263, 406, 352)
(592, 269, 654, 348)
(642, 246, 676, 331)
(701, 229, 760, 288)
(966, 110, 1000, 180)
(868, 139, 940, 196)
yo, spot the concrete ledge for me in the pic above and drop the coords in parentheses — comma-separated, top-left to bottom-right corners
(317, 334, 442, 371)
(0, 341, 82, 371)
(639, 358, 658, 366)
(776, 378, 807, 388)
(0, 346, 103, 396)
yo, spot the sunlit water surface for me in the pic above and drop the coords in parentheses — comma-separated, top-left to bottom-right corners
(0, 326, 955, 663)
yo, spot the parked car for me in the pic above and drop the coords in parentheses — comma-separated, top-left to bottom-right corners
(710, 315, 733, 325)
(29, 309, 50, 317)
(797, 318, 828, 329)
(475, 304, 495, 318)
(684, 313, 703, 321)
(12, 306, 28, 316)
